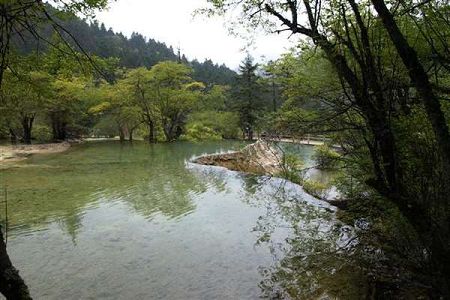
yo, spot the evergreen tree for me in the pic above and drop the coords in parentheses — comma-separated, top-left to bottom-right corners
(233, 55, 261, 141)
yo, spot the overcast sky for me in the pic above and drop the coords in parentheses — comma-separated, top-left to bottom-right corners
(95, 0, 297, 70)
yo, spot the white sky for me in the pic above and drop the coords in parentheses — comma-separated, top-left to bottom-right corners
(95, 0, 298, 70)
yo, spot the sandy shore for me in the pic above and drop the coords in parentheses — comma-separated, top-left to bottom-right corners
(0, 142, 71, 162)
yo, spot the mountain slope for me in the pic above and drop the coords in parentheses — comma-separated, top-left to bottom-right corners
(12, 10, 236, 85)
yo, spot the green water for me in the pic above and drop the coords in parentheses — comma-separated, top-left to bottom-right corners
(0, 141, 364, 299)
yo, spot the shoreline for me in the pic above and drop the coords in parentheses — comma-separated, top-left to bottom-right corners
(0, 142, 72, 163)
(265, 137, 342, 149)
(192, 140, 346, 208)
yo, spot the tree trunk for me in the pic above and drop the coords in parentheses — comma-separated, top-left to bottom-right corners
(366, 112, 400, 195)
(129, 129, 134, 142)
(21, 116, 34, 145)
(371, 0, 450, 169)
(163, 120, 177, 142)
(248, 127, 254, 141)
(272, 80, 277, 112)
(118, 127, 125, 142)
(0, 227, 32, 300)
(51, 117, 67, 141)
(148, 121, 156, 143)
(9, 128, 17, 144)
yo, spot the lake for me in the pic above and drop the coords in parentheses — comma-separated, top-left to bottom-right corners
(0, 141, 364, 299)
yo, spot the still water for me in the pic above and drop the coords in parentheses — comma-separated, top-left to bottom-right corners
(0, 141, 363, 299)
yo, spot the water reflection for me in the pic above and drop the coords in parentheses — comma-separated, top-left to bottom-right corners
(1, 141, 361, 299)
(2, 141, 242, 238)
(189, 165, 364, 299)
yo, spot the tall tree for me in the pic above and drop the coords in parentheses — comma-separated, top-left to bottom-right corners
(121, 67, 158, 143)
(0, 1, 110, 298)
(370, 0, 450, 169)
(149, 61, 204, 142)
(204, 0, 450, 295)
(234, 55, 261, 141)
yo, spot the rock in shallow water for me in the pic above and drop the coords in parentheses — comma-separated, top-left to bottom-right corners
(193, 140, 282, 175)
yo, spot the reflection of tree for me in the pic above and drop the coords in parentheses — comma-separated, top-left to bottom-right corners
(2, 141, 244, 238)
(240, 174, 262, 196)
(58, 211, 83, 245)
(116, 168, 203, 219)
(243, 177, 366, 299)
(186, 164, 228, 194)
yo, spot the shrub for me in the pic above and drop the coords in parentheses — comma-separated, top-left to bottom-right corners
(313, 144, 341, 169)
(32, 124, 52, 142)
(185, 111, 241, 140)
(302, 179, 328, 199)
(279, 153, 304, 183)
(184, 123, 221, 142)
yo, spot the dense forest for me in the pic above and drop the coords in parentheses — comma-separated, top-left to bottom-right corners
(1, 0, 450, 299)
(0, 4, 279, 145)
(11, 6, 236, 86)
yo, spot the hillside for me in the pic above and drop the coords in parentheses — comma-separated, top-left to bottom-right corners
(12, 11, 236, 85)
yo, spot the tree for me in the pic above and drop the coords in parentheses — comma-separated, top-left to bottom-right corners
(203, 0, 450, 295)
(149, 61, 204, 142)
(233, 55, 262, 140)
(1, 55, 53, 144)
(121, 67, 158, 142)
(89, 82, 142, 141)
(370, 0, 450, 170)
(47, 76, 91, 141)
(0, 0, 110, 87)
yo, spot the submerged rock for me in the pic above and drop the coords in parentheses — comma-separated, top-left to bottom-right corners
(193, 140, 282, 175)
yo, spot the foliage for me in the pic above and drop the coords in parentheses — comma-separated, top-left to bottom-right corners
(313, 144, 341, 169)
(183, 123, 222, 142)
(32, 124, 53, 142)
(186, 111, 241, 140)
(278, 153, 303, 183)
(301, 180, 328, 200)
(203, 0, 450, 295)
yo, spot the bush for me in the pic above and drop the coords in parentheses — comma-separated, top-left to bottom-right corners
(185, 111, 241, 140)
(302, 179, 328, 199)
(279, 153, 304, 183)
(313, 144, 341, 169)
(32, 124, 52, 142)
(184, 123, 221, 142)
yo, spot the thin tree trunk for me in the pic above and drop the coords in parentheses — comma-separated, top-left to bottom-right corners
(51, 116, 67, 141)
(248, 127, 254, 141)
(0, 227, 32, 300)
(8, 128, 17, 144)
(128, 129, 134, 142)
(21, 117, 33, 145)
(118, 126, 125, 142)
(148, 121, 155, 143)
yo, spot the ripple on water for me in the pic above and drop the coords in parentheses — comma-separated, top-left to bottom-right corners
(2, 141, 361, 299)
